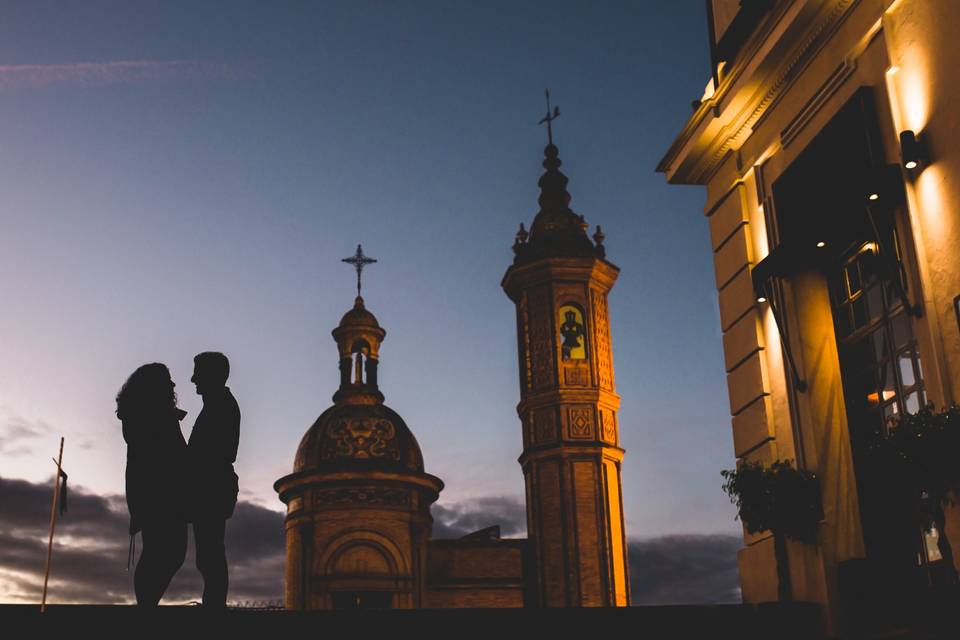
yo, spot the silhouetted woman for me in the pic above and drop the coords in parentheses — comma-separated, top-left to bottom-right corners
(116, 363, 189, 606)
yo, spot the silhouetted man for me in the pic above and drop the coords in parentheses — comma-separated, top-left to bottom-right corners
(188, 351, 240, 608)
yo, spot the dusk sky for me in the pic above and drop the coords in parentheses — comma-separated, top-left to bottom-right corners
(0, 1, 742, 603)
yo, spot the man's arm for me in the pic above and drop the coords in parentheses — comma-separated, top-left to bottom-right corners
(224, 394, 240, 465)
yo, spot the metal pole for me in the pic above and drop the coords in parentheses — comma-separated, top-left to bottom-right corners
(40, 437, 64, 613)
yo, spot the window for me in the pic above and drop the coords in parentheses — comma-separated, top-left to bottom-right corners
(831, 240, 924, 439)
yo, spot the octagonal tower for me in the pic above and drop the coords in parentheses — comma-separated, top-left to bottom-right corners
(502, 142, 630, 607)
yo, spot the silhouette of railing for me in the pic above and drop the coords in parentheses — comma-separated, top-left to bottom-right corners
(227, 599, 284, 610)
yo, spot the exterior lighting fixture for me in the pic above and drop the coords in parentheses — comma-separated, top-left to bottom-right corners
(899, 130, 923, 170)
(756, 296, 767, 303)
(816, 241, 826, 248)
(868, 192, 879, 201)
(954, 295, 960, 337)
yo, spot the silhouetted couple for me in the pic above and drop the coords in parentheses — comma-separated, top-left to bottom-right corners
(116, 352, 241, 607)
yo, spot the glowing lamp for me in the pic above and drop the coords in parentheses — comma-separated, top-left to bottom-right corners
(816, 241, 826, 248)
(899, 130, 923, 170)
(756, 296, 767, 303)
(868, 192, 880, 201)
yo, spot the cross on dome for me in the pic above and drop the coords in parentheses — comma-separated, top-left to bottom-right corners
(341, 244, 377, 298)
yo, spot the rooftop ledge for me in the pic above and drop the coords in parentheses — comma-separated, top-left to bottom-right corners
(656, 0, 855, 185)
(4, 603, 827, 639)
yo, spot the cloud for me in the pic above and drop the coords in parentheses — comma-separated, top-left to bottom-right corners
(0, 414, 50, 457)
(0, 481, 742, 606)
(0, 60, 246, 94)
(431, 496, 527, 539)
(0, 476, 283, 605)
(629, 535, 742, 605)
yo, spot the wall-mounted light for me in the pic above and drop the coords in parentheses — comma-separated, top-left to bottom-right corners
(816, 241, 826, 248)
(756, 295, 767, 303)
(868, 192, 880, 201)
(954, 295, 960, 338)
(899, 130, 924, 171)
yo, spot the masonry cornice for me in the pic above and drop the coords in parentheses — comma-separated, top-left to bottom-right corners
(657, 0, 862, 185)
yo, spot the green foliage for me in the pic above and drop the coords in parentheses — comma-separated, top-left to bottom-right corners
(721, 460, 823, 544)
(876, 404, 960, 530)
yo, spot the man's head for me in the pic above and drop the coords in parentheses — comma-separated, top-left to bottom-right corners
(192, 351, 230, 396)
(565, 310, 576, 323)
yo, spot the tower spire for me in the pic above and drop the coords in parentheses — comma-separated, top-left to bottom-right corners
(512, 94, 603, 265)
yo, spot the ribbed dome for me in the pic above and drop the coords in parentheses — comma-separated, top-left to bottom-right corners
(338, 296, 381, 330)
(294, 402, 424, 473)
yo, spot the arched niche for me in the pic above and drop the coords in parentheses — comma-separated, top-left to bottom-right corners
(330, 542, 395, 577)
(316, 529, 409, 577)
(557, 302, 588, 361)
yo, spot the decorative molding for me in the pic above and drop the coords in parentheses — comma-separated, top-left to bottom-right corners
(564, 366, 588, 387)
(519, 293, 532, 391)
(600, 410, 617, 444)
(704, 0, 860, 181)
(533, 409, 557, 444)
(660, 0, 863, 184)
(591, 289, 614, 390)
(779, 59, 857, 147)
(314, 487, 410, 507)
(568, 407, 594, 439)
(322, 417, 399, 461)
(528, 285, 555, 390)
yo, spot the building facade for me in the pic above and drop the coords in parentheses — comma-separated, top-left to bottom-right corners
(658, 0, 960, 630)
(275, 141, 628, 609)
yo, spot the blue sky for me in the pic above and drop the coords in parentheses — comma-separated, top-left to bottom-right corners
(0, 1, 738, 546)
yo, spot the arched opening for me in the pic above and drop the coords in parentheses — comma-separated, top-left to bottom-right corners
(315, 530, 412, 609)
(325, 539, 400, 610)
(351, 339, 371, 384)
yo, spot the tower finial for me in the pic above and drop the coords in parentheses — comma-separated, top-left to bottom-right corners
(342, 244, 377, 298)
(538, 89, 561, 146)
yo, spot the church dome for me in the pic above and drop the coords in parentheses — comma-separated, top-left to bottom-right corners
(294, 401, 425, 473)
(337, 296, 381, 331)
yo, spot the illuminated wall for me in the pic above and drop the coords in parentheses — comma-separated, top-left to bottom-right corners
(658, 0, 960, 631)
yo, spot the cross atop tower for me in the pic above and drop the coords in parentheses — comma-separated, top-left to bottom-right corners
(342, 244, 377, 298)
(538, 89, 561, 145)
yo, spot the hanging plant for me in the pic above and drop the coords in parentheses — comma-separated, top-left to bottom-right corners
(722, 459, 823, 601)
(880, 404, 960, 582)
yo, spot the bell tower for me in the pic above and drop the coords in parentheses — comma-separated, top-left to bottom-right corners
(501, 127, 629, 606)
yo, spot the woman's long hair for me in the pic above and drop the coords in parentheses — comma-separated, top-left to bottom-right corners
(116, 363, 177, 421)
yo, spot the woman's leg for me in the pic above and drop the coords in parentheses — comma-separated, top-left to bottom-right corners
(135, 520, 188, 606)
